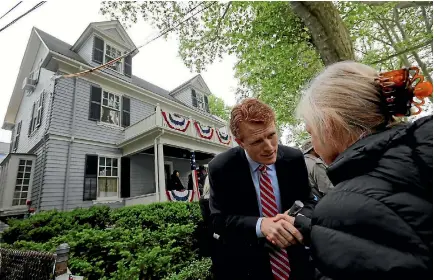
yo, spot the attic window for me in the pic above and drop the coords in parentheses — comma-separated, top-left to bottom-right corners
(105, 44, 123, 73)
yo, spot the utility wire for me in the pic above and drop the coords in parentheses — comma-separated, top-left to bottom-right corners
(61, 1, 216, 79)
(0, 1, 46, 33)
(0, 1, 22, 21)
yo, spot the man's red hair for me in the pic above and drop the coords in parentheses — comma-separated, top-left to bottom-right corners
(230, 98, 276, 139)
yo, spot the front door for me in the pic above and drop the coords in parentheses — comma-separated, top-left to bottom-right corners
(121, 157, 131, 198)
(164, 164, 171, 189)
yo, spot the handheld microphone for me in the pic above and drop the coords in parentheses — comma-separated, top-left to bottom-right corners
(287, 200, 304, 217)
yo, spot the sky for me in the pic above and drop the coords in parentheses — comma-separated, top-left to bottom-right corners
(0, 0, 238, 143)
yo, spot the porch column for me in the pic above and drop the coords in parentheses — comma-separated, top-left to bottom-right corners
(190, 150, 200, 201)
(158, 143, 167, 201)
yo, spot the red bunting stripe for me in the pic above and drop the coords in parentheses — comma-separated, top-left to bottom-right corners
(162, 111, 190, 132)
(194, 122, 214, 140)
(216, 129, 231, 145)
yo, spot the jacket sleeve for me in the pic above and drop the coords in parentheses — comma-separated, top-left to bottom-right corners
(208, 167, 259, 242)
(312, 162, 334, 194)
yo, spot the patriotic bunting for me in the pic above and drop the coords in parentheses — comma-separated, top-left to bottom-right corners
(216, 128, 231, 145)
(162, 111, 190, 132)
(194, 121, 214, 140)
(166, 190, 195, 202)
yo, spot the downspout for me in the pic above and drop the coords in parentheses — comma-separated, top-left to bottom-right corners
(154, 129, 164, 202)
(62, 77, 78, 210)
(37, 75, 58, 211)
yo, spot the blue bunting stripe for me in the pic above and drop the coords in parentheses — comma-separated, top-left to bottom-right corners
(216, 129, 231, 145)
(194, 121, 214, 140)
(166, 190, 195, 202)
(162, 111, 190, 132)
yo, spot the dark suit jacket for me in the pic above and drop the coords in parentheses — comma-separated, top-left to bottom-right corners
(208, 145, 316, 280)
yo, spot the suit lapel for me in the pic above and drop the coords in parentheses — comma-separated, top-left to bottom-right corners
(238, 148, 261, 216)
(275, 146, 293, 211)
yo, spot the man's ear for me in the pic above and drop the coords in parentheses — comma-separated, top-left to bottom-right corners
(235, 138, 244, 148)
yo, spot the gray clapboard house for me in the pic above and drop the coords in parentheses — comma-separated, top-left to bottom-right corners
(0, 20, 235, 218)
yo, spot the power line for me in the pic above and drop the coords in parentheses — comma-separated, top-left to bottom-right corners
(0, 1, 22, 21)
(0, 1, 46, 33)
(62, 1, 216, 79)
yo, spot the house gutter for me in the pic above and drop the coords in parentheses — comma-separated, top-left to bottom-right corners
(154, 128, 164, 202)
(62, 77, 78, 210)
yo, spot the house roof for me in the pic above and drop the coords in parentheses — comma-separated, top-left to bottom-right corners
(36, 28, 87, 64)
(71, 20, 137, 54)
(170, 74, 200, 94)
(34, 27, 219, 119)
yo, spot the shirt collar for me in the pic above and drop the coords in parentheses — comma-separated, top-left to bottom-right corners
(244, 150, 275, 173)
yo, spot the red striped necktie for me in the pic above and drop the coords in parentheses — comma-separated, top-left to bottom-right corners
(258, 165, 291, 280)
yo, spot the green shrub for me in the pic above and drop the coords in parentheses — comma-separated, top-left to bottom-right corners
(1, 202, 210, 280)
(164, 258, 212, 280)
(2, 206, 111, 243)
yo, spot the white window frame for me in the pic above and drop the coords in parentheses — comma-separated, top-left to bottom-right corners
(30, 92, 44, 135)
(12, 121, 21, 152)
(196, 92, 205, 110)
(12, 159, 32, 206)
(97, 156, 120, 200)
(36, 93, 44, 127)
(104, 43, 123, 73)
(100, 90, 121, 127)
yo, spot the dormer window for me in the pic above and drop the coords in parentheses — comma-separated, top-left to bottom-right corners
(105, 44, 123, 73)
(191, 89, 210, 112)
(92, 36, 132, 77)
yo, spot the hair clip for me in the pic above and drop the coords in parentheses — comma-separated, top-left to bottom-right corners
(377, 67, 432, 116)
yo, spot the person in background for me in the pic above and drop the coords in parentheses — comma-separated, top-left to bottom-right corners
(187, 173, 194, 190)
(272, 61, 432, 280)
(198, 166, 208, 196)
(169, 170, 184, 191)
(300, 138, 333, 199)
(208, 98, 317, 280)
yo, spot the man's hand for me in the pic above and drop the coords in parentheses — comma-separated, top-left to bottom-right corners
(261, 217, 303, 248)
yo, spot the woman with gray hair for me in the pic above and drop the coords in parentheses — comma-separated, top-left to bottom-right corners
(274, 61, 432, 280)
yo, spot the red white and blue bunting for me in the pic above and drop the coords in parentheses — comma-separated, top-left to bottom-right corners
(194, 122, 214, 140)
(216, 129, 231, 145)
(166, 190, 195, 202)
(162, 111, 190, 132)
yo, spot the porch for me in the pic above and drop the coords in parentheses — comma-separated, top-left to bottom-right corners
(120, 145, 214, 206)
(118, 104, 236, 157)
(115, 104, 234, 206)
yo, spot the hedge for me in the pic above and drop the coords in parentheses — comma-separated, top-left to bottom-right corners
(1, 202, 212, 280)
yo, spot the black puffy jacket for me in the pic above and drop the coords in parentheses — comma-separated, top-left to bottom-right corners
(310, 115, 433, 280)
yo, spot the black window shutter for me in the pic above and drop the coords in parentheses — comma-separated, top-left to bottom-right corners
(83, 155, 98, 201)
(204, 95, 210, 113)
(89, 86, 102, 121)
(36, 92, 45, 128)
(28, 103, 35, 136)
(124, 55, 132, 77)
(122, 96, 130, 127)
(92, 37, 104, 64)
(14, 121, 22, 151)
(192, 89, 197, 107)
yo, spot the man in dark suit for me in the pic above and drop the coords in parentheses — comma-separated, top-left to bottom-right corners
(208, 98, 316, 280)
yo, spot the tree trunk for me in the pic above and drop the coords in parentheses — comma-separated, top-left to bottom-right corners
(290, 1, 355, 66)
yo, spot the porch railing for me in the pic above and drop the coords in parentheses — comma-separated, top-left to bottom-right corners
(123, 104, 235, 147)
(124, 112, 158, 141)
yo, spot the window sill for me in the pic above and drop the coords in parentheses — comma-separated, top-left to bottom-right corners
(28, 127, 41, 138)
(92, 199, 123, 205)
(97, 122, 124, 131)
